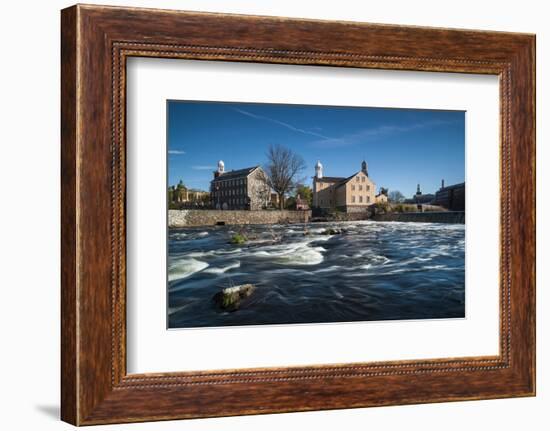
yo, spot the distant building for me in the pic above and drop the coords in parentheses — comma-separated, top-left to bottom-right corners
(433, 179, 465, 211)
(375, 192, 388, 204)
(312, 160, 376, 213)
(168, 181, 209, 206)
(210, 160, 271, 210)
(405, 184, 435, 204)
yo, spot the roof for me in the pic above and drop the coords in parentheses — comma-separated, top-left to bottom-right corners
(314, 176, 346, 183)
(315, 171, 373, 187)
(211, 166, 259, 182)
(335, 172, 361, 188)
(438, 182, 465, 192)
(336, 171, 374, 188)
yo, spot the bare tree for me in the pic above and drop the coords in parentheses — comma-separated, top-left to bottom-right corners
(262, 144, 306, 210)
(388, 190, 405, 203)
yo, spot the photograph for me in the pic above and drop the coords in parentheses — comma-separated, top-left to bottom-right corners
(167, 101, 466, 329)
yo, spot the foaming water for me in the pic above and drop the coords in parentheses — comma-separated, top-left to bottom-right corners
(168, 221, 465, 328)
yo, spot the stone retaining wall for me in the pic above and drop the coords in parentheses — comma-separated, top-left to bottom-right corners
(169, 209, 311, 227)
(372, 211, 465, 224)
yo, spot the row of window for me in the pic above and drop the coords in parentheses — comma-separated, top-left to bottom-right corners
(351, 184, 370, 191)
(215, 178, 247, 187)
(318, 193, 372, 204)
(355, 176, 367, 183)
(351, 195, 371, 203)
(319, 195, 371, 205)
(212, 188, 246, 197)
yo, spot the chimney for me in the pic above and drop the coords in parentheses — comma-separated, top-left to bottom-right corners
(441, 179, 445, 189)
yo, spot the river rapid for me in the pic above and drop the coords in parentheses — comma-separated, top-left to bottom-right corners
(168, 220, 465, 328)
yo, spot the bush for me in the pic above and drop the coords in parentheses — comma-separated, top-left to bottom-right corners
(230, 233, 248, 245)
(374, 202, 389, 214)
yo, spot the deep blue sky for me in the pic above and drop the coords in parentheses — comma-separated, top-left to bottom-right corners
(167, 101, 465, 197)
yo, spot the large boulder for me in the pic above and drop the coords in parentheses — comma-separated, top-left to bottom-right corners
(320, 227, 347, 235)
(213, 284, 256, 311)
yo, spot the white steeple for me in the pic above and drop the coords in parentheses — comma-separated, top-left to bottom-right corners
(217, 160, 225, 174)
(315, 160, 323, 179)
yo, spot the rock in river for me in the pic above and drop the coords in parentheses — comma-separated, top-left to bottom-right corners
(320, 227, 347, 235)
(213, 284, 256, 311)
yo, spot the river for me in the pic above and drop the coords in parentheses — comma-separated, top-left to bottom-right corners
(168, 220, 465, 328)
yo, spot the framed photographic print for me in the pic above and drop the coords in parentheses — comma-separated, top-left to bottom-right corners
(61, 4, 535, 425)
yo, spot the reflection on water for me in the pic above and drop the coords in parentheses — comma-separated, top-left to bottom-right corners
(168, 221, 465, 328)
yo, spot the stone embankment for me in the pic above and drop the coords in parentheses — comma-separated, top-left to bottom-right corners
(169, 209, 311, 227)
(372, 211, 465, 224)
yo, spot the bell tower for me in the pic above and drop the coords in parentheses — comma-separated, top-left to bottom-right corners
(315, 160, 323, 179)
(361, 160, 368, 176)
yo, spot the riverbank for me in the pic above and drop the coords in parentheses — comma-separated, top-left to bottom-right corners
(372, 211, 465, 224)
(169, 209, 465, 227)
(169, 209, 311, 227)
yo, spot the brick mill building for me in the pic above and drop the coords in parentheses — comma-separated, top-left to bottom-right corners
(312, 160, 381, 213)
(433, 180, 465, 211)
(210, 160, 271, 210)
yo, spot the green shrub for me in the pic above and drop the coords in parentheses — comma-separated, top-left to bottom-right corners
(230, 233, 248, 245)
(374, 202, 389, 213)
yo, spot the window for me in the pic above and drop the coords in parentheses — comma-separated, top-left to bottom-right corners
(367, 185, 370, 191)
(361, 177, 365, 182)
(367, 196, 370, 203)
(356, 177, 360, 182)
(359, 196, 363, 203)
(352, 196, 356, 203)
(359, 185, 363, 191)
(351, 185, 355, 191)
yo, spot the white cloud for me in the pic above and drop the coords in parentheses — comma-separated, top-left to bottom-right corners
(168, 149, 186, 155)
(232, 107, 333, 140)
(310, 119, 457, 148)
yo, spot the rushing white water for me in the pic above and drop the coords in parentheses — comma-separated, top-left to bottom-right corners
(168, 221, 465, 328)
(203, 261, 241, 274)
(168, 258, 209, 282)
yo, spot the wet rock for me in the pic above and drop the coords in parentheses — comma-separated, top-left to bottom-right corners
(213, 284, 256, 311)
(320, 228, 347, 235)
